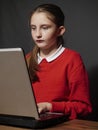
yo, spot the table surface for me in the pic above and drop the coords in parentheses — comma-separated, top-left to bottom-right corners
(0, 119, 98, 130)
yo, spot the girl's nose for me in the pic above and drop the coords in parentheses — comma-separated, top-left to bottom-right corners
(36, 29, 42, 38)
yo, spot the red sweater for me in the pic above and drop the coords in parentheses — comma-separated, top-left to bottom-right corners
(26, 48, 92, 119)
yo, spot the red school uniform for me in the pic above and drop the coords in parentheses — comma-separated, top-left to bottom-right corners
(26, 47, 92, 119)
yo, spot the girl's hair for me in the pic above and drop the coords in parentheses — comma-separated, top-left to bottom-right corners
(28, 3, 65, 82)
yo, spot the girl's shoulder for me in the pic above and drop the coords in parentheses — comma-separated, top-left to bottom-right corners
(64, 48, 81, 57)
(63, 48, 83, 63)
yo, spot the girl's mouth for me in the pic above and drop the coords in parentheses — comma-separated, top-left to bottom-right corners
(36, 40, 44, 43)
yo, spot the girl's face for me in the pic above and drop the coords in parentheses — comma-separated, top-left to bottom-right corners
(30, 12, 65, 50)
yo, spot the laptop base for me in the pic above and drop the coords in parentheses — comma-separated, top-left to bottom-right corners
(0, 114, 68, 129)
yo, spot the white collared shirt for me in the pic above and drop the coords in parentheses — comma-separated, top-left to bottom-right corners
(37, 45, 65, 64)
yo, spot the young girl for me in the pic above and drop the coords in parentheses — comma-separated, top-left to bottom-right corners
(26, 3, 92, 119)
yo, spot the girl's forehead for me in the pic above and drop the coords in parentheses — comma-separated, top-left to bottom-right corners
(33, 12, 45, 17)
(30, 12, 54, 24)
(31, 12, 53, 20)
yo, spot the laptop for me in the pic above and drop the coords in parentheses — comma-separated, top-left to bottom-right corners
(0, 48, 68, 129)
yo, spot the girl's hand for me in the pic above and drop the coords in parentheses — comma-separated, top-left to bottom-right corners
(37, 102, 52, 113)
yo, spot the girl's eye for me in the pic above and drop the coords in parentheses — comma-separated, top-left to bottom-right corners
(31, 27, 36, 30)
(42, 26, 49, 30)
(31, 26, 36, 30)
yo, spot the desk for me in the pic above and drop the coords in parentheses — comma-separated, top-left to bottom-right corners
(0, 119, 98, 130)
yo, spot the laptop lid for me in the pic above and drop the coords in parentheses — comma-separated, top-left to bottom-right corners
(0, 48, 39, 120)
(0, 48, 68, 129)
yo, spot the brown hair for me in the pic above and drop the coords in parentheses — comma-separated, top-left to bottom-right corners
(28, 4, 65, 82)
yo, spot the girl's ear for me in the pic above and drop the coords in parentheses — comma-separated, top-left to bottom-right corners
(58, 26, 66, 36)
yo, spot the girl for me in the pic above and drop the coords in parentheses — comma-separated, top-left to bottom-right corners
(26, 3, 92, 119)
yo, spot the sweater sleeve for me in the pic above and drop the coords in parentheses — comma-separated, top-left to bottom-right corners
(50, 53, 92, 119)
(51, 101, 92, 119)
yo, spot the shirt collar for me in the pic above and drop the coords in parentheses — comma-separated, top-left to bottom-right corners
(37, 45, 65, 64)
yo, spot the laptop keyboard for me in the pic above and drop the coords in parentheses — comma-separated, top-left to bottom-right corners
(40, 112, 64, 120)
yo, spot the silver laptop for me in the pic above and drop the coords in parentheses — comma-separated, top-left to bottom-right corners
(0, 48, 68, 128)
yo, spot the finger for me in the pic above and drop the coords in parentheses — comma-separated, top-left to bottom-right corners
(38, 107, 43, 113)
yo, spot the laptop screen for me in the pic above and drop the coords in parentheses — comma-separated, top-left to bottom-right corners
(0, 48, 39, 120)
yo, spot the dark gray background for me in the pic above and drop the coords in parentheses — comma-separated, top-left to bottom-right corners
(0, 0, 98, 121)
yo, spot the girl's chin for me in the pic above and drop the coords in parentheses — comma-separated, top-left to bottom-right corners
(37, 44, 47, 49)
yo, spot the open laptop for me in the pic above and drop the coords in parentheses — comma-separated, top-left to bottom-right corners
(0, 48, 68, 129)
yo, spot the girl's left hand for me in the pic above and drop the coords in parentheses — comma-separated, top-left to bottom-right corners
(37, 102, 52, 113)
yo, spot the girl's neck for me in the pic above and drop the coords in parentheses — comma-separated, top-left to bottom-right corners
(39, 44, 59, 58)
